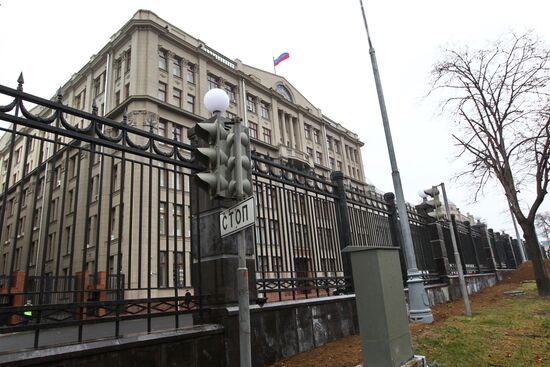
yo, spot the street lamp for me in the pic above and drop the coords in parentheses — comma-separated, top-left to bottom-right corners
(204, 88, 230, 115)
(358, 0, 433, 323)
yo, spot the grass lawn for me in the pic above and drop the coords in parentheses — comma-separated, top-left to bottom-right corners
(414, 282, 550, 367)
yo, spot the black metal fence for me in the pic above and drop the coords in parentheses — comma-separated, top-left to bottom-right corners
(0, 78, 199, 347)
(0, 77, 521, 352)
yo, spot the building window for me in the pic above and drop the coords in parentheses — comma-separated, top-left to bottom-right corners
(158, 82, 167, 101)
(313, 129, 320, 144)
(173, 88, 182, 107)
(307, 147, 313, 157)
(175, 204, 183, 236)
(275, 84, 293, 102)
(224, 83, 236, 102)
(226, 111, 237, 119)
(186, 94, 195, 113)
(173, 57, 182, 78)
(115, 59, 122, 80)
(125, 49, 131, 73)
(249, 122, 258, 139)
(246, 95, 257, 113)
(316, 151, 322, 165)
(304, 124, 312, 140)
(176, 252, 184, 287)
(125, 83, 130, 99)
(159, 49, 167, 70)
(174, 125, 182, 141)
(260, 102, 270, 120)
(207, 74, 219, 90)
(262, 128, 272, 144)
(115, 91, 121, 106)
(187, 63, 195, 84)
(93, 75, 104, 97)
(327, 137, 333, 151)
(335, 141, 341, 154)
(337, 160, 342, 171)
(158, 120, 166, 137)
(159, 202, 167, 235)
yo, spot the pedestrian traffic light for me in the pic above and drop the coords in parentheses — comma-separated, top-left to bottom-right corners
(193, 114, 230, 198)
(423, 186, 445, 220)
(226, 120, 253, 198)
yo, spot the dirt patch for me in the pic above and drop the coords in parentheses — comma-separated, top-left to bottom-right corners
(268, 260, 550, 367)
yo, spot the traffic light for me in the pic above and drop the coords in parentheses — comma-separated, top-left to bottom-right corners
(423, 186, 445, 220)
(193, 114, 230, 198)
(226, 120, 253, 198)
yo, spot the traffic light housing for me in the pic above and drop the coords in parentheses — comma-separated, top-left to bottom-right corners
(193, 115, 230, 198)
(423, 186, 445, 220)
(226, 120, 253, 198)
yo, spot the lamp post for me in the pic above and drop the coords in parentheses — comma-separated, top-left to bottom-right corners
(203, 89, 252, 367)
(358, 0, 433, 323)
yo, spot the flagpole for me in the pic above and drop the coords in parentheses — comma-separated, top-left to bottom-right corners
(273, 56, 276, 74)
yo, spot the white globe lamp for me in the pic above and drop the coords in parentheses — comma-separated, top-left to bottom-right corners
(204, 88, 230, 114)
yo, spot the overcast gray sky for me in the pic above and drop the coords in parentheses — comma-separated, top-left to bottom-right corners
(0, 0, 549, 236)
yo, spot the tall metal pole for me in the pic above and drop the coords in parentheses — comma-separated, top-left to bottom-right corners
(234, 119, 252, 367)
(440, 182, 472, 317)
(358, 0, 433, 323)
(509, 204, 526, 262)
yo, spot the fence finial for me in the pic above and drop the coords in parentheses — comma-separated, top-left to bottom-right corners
(56, 87, 63, 102)
(91, 99, 98, 115)
(17, 73, 24, 91)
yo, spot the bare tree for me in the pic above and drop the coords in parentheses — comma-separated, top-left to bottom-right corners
(431, 33, 550, 297)
(536, 211, 550, 240)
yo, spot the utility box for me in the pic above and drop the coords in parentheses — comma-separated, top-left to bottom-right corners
(343, 246, 413, 367)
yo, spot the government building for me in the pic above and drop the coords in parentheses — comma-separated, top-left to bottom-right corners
(0, 10, 367, 302)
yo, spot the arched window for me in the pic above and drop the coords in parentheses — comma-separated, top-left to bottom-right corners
(276, 84, 293, 102)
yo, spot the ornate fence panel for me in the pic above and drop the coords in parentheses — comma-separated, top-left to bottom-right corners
(0, 78, 200, 348)
(252, 156, 346, 301)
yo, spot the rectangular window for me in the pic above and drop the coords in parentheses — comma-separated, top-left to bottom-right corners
(159, 49, 167, 70)
(186, 94, 195, 113)
(29, 241, 37, 266)
(313, 129, 320, 144)
(125, 49, 131, 73)
(260, 102, 270, 120)
(17, 217, 25, 236)
(173, 88, 182, 107)
(207, 74, 219, 90)
(187, 63, 195, 84)
(175, 204, 183, 236)
(327, 137, 333, 151)
(316, 152, 322, 165)
(115, 58, 122, 80)
(50, 198, 58, 221)
(329, 157, 335, 169)
(246, 95, 257, 113)
(335, 141, 341, 154)
(65, 225, 72, 254)
(159, 202, 167, 235)
(172, 57, 182, 78)
(158, 121, 166, 137)
(307, 147, 313, 157)
(115, 91, 121, 106)
(125, 83, 130, 99)
(93, 75, 102, 97)
(262, 128, 272, 144)
(176, 252, 184, 287)
(224, 83, 236, 102)
(67, 189, 74, 212)
(249, 122, 258, 139)
(158, 82, 167, 102)
(47, 232, 56, 260)
(174, 125, 182, 141)
(337, 160, 342, 171)
(110, 207, 117, 235)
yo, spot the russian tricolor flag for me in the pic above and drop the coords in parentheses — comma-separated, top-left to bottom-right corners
(274, 52, 290, 66)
